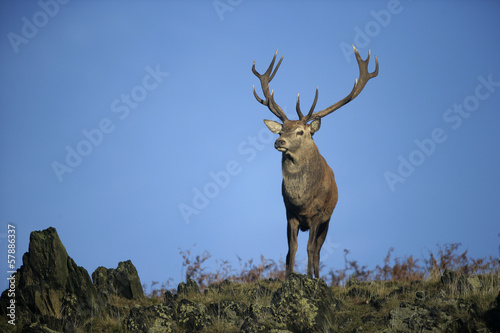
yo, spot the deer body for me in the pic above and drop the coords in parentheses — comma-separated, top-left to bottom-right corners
(253, 46, 378, 278)
(281, 141, 337, 229)
(265, 119, 338, 277)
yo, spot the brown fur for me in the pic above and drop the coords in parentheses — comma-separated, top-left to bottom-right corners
(265, 119, 338, 278)
(253, 47, 378, 278)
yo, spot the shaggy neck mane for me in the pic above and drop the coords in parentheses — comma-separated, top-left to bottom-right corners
(281, 143, 325, 197)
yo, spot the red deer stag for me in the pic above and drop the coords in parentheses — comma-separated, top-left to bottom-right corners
(252, 45, 378, 278)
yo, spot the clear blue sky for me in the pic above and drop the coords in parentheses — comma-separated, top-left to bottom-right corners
(1, 1, 499, 290)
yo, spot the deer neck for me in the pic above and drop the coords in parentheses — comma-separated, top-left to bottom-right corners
(280, 143, 327, 209)
(281, 142, 324, 183)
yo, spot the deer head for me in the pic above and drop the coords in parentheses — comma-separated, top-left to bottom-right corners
(252, 45, 379, 155)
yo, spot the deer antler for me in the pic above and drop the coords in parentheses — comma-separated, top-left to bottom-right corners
(296, 87, 318, 122)
(252, 50, 288, 122)
(300, 45, 379, 123)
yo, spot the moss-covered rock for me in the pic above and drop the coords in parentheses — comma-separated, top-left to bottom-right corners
(124, 304, 177, 333)
(177, 298, 210, 332)
(271, 273, 339, 332)
(440, 269, 458, 286)
(240, 303, 282, 333)
(92, 260, 143, 300)
(0, 227, 104, 332)
(244, 283, 272, 299)
(2, 227, 499, 333)
(389, 303, 449, 332)
(207, 300, 245, 324)
(458, 275, 482, 294)
(177, 279, 200, 298)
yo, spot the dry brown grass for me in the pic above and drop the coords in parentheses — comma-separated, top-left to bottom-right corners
(325, 242, 499, 286)
(176, 245, 286, 290)
(144, 241, 499, 296)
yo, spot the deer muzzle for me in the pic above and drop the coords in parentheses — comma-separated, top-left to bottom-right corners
(274, 138, 287, 152)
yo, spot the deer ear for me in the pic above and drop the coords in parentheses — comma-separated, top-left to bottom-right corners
(264, 119, 282, 134)
(310, 119, 321, 134)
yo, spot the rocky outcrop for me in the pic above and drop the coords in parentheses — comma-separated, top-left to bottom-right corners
(124, 280, 212, 333)
(1, 227, 499, 333)
(121, 270, 500, 333)
(0, 227, 142, 332)
(270, 273, 340, 332)
(379, 271, 498, 333)
(239, 274, 341, 332)
(125, 303, 179, 333)
(125, 274, 342, 332)
(92, 260, 143, 300)
(0, 227, 104, 331)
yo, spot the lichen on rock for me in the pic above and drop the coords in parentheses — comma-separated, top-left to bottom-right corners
(92, 260, 143, 300)
(271, 273, 339, 332)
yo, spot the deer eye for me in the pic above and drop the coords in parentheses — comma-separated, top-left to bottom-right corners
(296, 130, 304, 136)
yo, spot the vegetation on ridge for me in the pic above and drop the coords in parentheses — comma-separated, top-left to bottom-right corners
(143, 242, 500, 295)
(1, 234, 499, 333)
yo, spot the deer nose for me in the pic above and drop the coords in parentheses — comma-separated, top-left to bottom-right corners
(275, 139, 286, 149)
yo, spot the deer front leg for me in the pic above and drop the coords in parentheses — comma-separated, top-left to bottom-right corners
(285, 214, 299, 278)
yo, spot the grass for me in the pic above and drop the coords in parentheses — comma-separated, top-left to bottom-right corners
(3, 242, 498, 332)
(132, 242, 499, 332)
(143, 242, 499, 296)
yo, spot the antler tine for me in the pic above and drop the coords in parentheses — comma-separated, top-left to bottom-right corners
(307, 45, 378, 121)
(269, 51, 284, 81)
(296, 94, 304, 119)
(252, 84, 264, 104)
(252, 50, 288, 122)
(300, 86, 319, 123)
(351, 46, 379, 100)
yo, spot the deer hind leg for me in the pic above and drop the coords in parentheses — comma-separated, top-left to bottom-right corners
(306, 226, 318, 277)
(313, 221, 330, 278)
(286, 214, 299, 278)
(307, 220, 330, 278)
